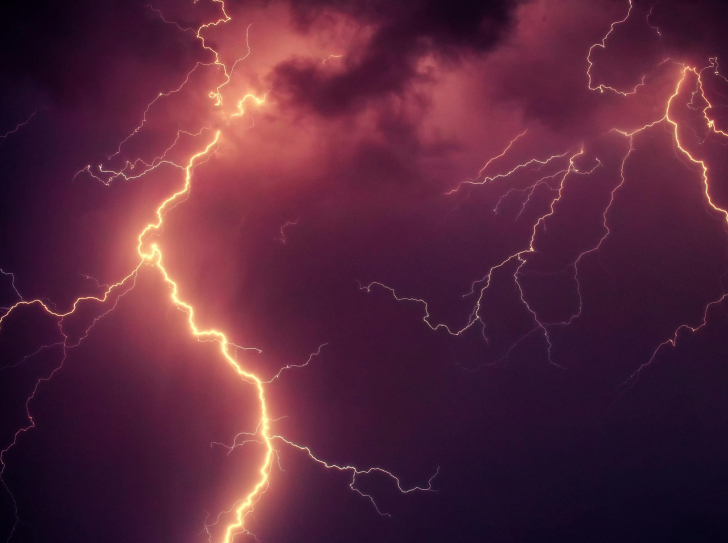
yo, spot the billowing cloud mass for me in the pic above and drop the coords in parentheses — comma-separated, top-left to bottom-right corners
(2, 0, 728, 541)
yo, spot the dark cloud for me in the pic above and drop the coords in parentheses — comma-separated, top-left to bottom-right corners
(0, 0, 207, 114)
(271, 0, 515, 116)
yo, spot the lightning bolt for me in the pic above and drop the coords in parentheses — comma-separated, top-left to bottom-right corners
(364, 0, 728, 386)
(618, 61, 728, 389)
(0, 2, 436, 540)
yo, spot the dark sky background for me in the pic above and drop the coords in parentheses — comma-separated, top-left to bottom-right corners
(2, 0, 728, 541)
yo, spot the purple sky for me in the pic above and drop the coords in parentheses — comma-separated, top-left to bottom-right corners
(3, 0, 728, 541)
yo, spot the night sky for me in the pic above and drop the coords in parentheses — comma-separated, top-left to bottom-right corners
(2, 0, 728, 541)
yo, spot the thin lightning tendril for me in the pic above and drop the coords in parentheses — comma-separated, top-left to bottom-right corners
(0, 109, 43, 144)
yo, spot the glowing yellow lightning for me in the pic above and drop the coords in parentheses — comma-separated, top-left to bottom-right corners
(135, 131, 275, 541)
